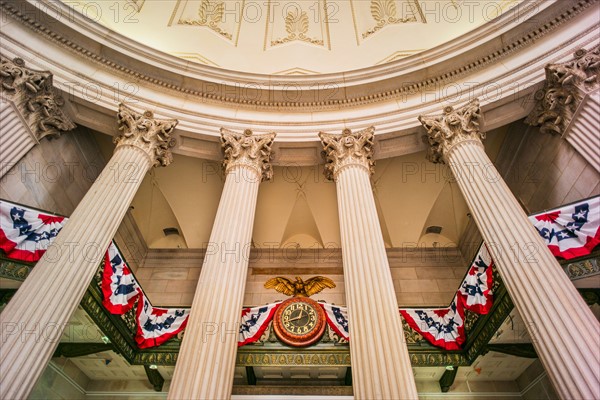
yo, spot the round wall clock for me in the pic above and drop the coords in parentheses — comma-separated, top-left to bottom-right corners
(273, 297, 326, 347)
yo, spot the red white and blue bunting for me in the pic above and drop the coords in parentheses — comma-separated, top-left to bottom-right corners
(239, 302, 282, 346)
(135, 292, 190, 349)
(320, 302, 349, 341)
(2, 196, 599, 350)
(530, 196, 600, 259)
(0, 201, 66, 262)
(102, 242, 140, 314)
(458, 244, 494, 315)
(400, 295, 466, 351)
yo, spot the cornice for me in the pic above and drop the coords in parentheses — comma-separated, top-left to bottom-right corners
(0, 0, 598, 165)
(0, 0, 596, 111)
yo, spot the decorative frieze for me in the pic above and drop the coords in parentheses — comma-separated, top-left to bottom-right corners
(115, 104, 179, 167)
(220, 128, 276, 181)
(0, 57, 75, 140)
(526, 46, 600, 135)
(418, 99, 484, 164)
(319, 127, 375, 180)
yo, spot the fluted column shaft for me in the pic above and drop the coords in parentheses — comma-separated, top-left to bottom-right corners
(0, 104, 177, 399)
(525, 47, 599, 172)
(320, 128, 418, 399)
(168, 128, 275, 400)
(421, 100, 600, 399)
(564, 90, 600, 172)
(0, 146, 149, 398)
(0, 100, 37, 178)
(449, 142, 600, 398)
(0, 57, 75, 178)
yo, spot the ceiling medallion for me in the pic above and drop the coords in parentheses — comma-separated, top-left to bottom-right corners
(265, 276, 335, 347)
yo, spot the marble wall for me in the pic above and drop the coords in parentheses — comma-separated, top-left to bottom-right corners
(496, 121, 600, 214)
(135, 247, 467, 307)
(0, 126, 105, 215)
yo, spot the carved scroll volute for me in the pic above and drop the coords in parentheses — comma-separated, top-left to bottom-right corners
(319, 127, 375, 181)
(1, 57, 75, 140)
(526, 46, 600, 136)
(115, 104, 179, 167)
(220, 128, 276, 181)
(418, 99, 485, 164)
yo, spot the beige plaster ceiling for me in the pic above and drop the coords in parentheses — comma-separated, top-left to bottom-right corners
(93, 125, 507, 249)
(61, 0, 521, 75)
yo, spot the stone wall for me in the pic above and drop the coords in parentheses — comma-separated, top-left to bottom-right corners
(136, 247, 467, 307)
(29, 359, 88, 400)
(0, 127, 104, 215)
(517, 360, 559, 399)
(496, 121, 600, 214)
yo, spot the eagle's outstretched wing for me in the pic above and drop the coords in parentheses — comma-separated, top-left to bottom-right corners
(264, 277, 295, 297)
(304, 276, 336, 297)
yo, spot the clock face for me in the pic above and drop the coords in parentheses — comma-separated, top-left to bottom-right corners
(273, 297, 326, 347)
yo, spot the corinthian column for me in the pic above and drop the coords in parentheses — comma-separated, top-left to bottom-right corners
(168, 128, 275, 400)
(526, 47, 600, 172)
(0, 57, 75, 178)
(319, 128, 418, 399)
(419, 100, 600, 399)
(0, 104, 177, 399)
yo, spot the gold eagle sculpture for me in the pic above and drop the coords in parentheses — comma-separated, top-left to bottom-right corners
(264, 276, 336, 298)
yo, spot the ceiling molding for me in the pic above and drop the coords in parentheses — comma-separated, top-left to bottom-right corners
(0, 0, 598, 165)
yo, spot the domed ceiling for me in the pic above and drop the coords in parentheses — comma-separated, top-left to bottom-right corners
(62, 0, 521, 75)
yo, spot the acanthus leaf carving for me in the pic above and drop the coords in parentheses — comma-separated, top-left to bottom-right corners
(526, 46, 600, 135)
(418, 99, 484, 164)
(319, 127, 375, 181)
(362, 0, 418, 39)
(115, 104, 179, 167)
(0, 57, 75, 140)
(220, 128, 276, 181)
(178, 0, 231, 40)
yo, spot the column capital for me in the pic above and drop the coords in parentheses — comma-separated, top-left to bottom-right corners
(115, 103, 179, 167)
(525, 46, 600, 135)
(319, 127, 375, 180)
(418, 99, 484, 164)
(0, 57, 75, 140)
(220, 128, 276, 181)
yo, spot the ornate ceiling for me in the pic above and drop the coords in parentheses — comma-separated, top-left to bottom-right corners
(61, 0, 520, 75)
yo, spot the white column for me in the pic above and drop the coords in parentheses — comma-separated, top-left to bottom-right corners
(0, 57, 75, 178)
(564, 89, 600, 173)
(420, 99, 600, 399)
(168, 128, 275, 400)
(0, 104, 178, 399)
(526, 47, 600, 172)
(319, 128, 418, 400)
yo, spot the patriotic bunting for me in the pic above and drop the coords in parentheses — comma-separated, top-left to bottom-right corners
(320, 302, 349, 341)
(530, 196, 600, 259)
(102, 242, 140, 314)
(2, 196, 598, 350)
(400, 295, 466, 351)
(135, 292, 190, 349)
(238, 302, 282, 346)
(0, 201, 66, 262)
(458, 244, 494, 314)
